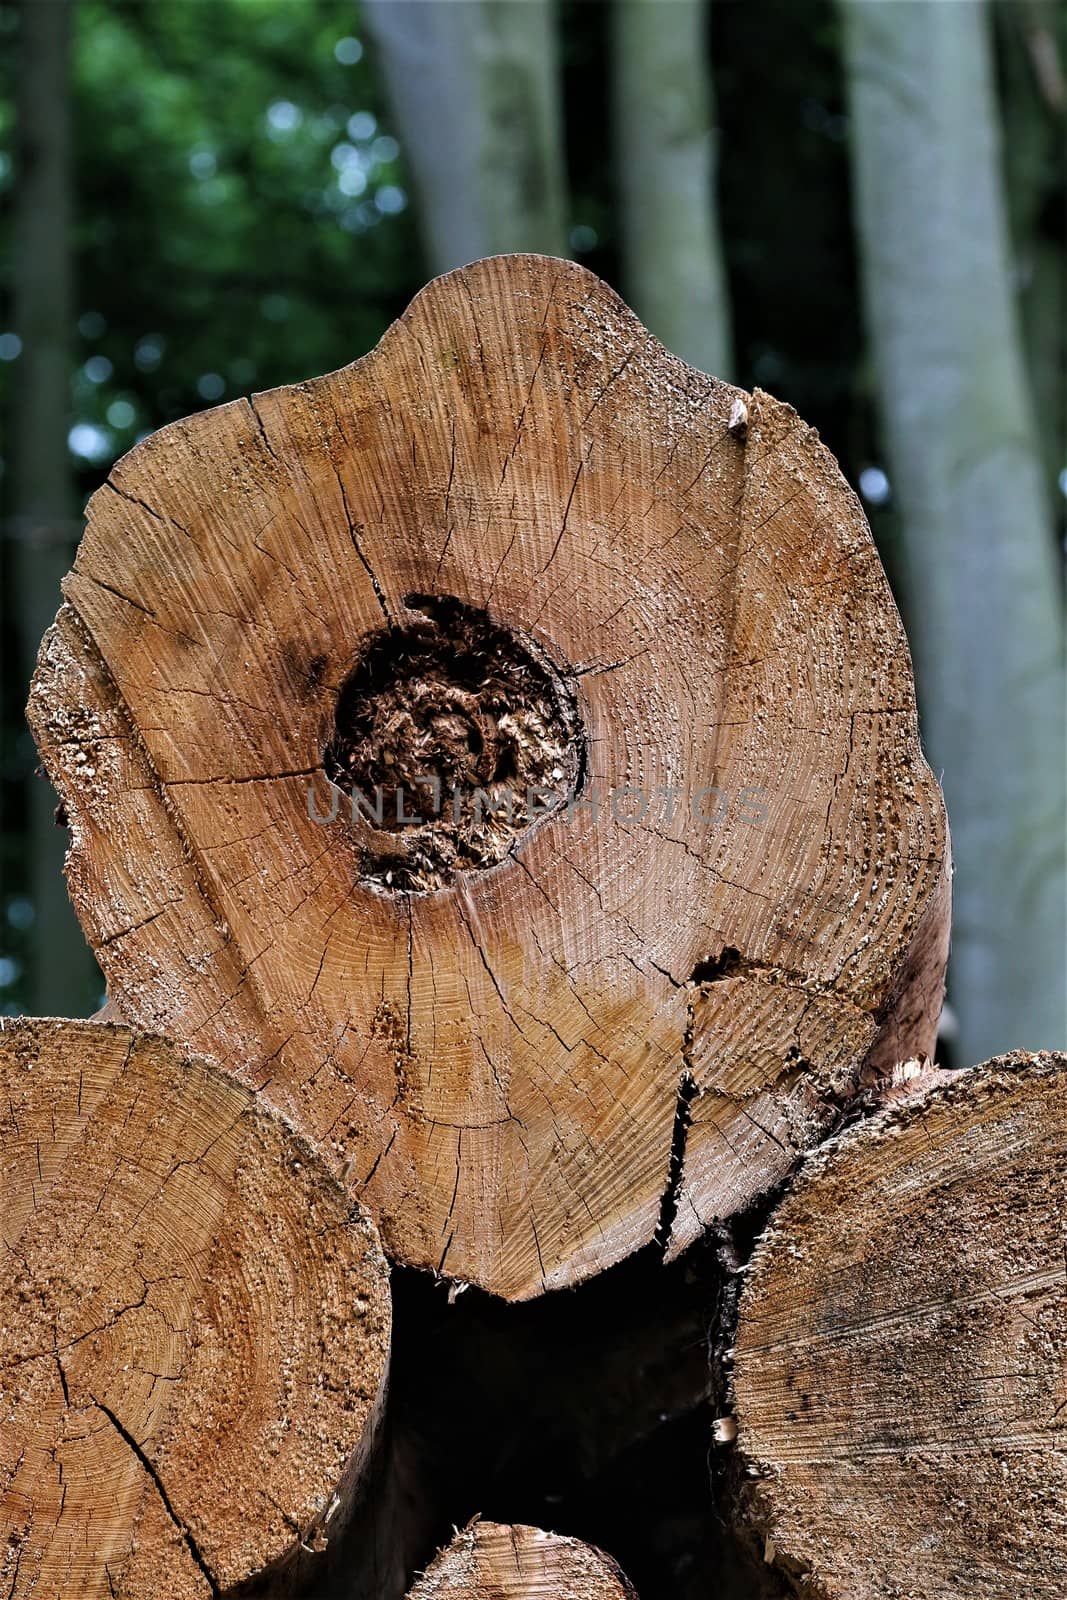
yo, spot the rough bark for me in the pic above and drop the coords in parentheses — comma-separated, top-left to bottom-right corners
(361, 0, 567, 271)
(841, 0, 1066, 1061)
(729, 1050, 1067, 1599)
(613, 0, 733, 377)
(27, 253, 949, 1302)
(0, 1018, 390, 1599)
(12, 0, 98, 1013)
(407, 1521, 636, 1599)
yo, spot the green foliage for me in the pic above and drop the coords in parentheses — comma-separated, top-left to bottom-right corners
(68, 0, 422, 478)
(1, 0, 427, 1015)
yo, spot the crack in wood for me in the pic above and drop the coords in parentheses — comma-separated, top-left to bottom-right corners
(92, 1398, 220, 1598)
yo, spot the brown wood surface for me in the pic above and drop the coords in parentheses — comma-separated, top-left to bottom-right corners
(730, 1051, 1067, 1599)
(407, 1520, 635, 1598)
(28, 253, 949, 1300)
(0, 1018, 390, 1599)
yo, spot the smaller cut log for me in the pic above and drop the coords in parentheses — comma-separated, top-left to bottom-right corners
(729, 1051, 1067, 1600)
(407, 1520, 636, 1598)
(0, 1018, 390, 1599)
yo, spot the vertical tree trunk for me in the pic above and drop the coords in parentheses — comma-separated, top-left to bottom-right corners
(841, 0, 1066, 1061)
(997, 0, 1065, 501)
(12, 0, 96, 1014)
(612, 0, 733, 377)
(362, 0, 568, 273)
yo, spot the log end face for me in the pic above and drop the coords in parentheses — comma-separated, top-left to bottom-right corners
(729, 1050, 1067, 1599)
(0, 1018, 390, 1599)
(407, 1520, 637, 1599)
(26, 254, 949, 1301)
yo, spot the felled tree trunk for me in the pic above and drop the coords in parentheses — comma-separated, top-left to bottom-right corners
(407, 1521, 636, 1599)
(27, 253, 949, 1303)
(0, 1018, 390, 1600)
(728, 1050, 1067, 1599)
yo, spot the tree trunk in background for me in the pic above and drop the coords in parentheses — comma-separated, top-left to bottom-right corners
(12, 0, 97, 1015)
(362, 0, 567, 273)
(612, 0, 733, 378)
(842, 0, 1066, 1062)
(997, 0, 1065, 502)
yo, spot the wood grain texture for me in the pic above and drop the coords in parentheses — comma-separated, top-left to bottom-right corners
(407, 1521, 636, 1598)
(27, 253, 949, 1300)
(730, 1051, 1067, 1599)
(0, 1018, 390, 1599)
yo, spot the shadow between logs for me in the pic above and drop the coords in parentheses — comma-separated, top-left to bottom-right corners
(320, 1236, 789, 1600)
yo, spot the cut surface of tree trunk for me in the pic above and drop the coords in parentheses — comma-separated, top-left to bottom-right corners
(0, 1018, 390, 1599)
(27, 253, 949, 1300)
(730, 1050, 1067, 1599)
(407, 1520, 635, 1598)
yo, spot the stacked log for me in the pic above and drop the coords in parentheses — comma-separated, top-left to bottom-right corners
(27, 253, 948, 1307)
(15, 255, 1052, 1600)
(407, 1521, 635, 1599)
(729, 1052, 1067, 1598)
(0, 1018, 389, 1598)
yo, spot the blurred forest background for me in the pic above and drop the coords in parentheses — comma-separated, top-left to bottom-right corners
(0, 0, 1064, 1071)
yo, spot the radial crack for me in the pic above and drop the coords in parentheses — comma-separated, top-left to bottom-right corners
(656, 1065, 699, 1256)
(92, 1399, 220, 1598)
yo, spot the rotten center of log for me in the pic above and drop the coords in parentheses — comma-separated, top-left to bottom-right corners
(325, 594, 583, 892)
